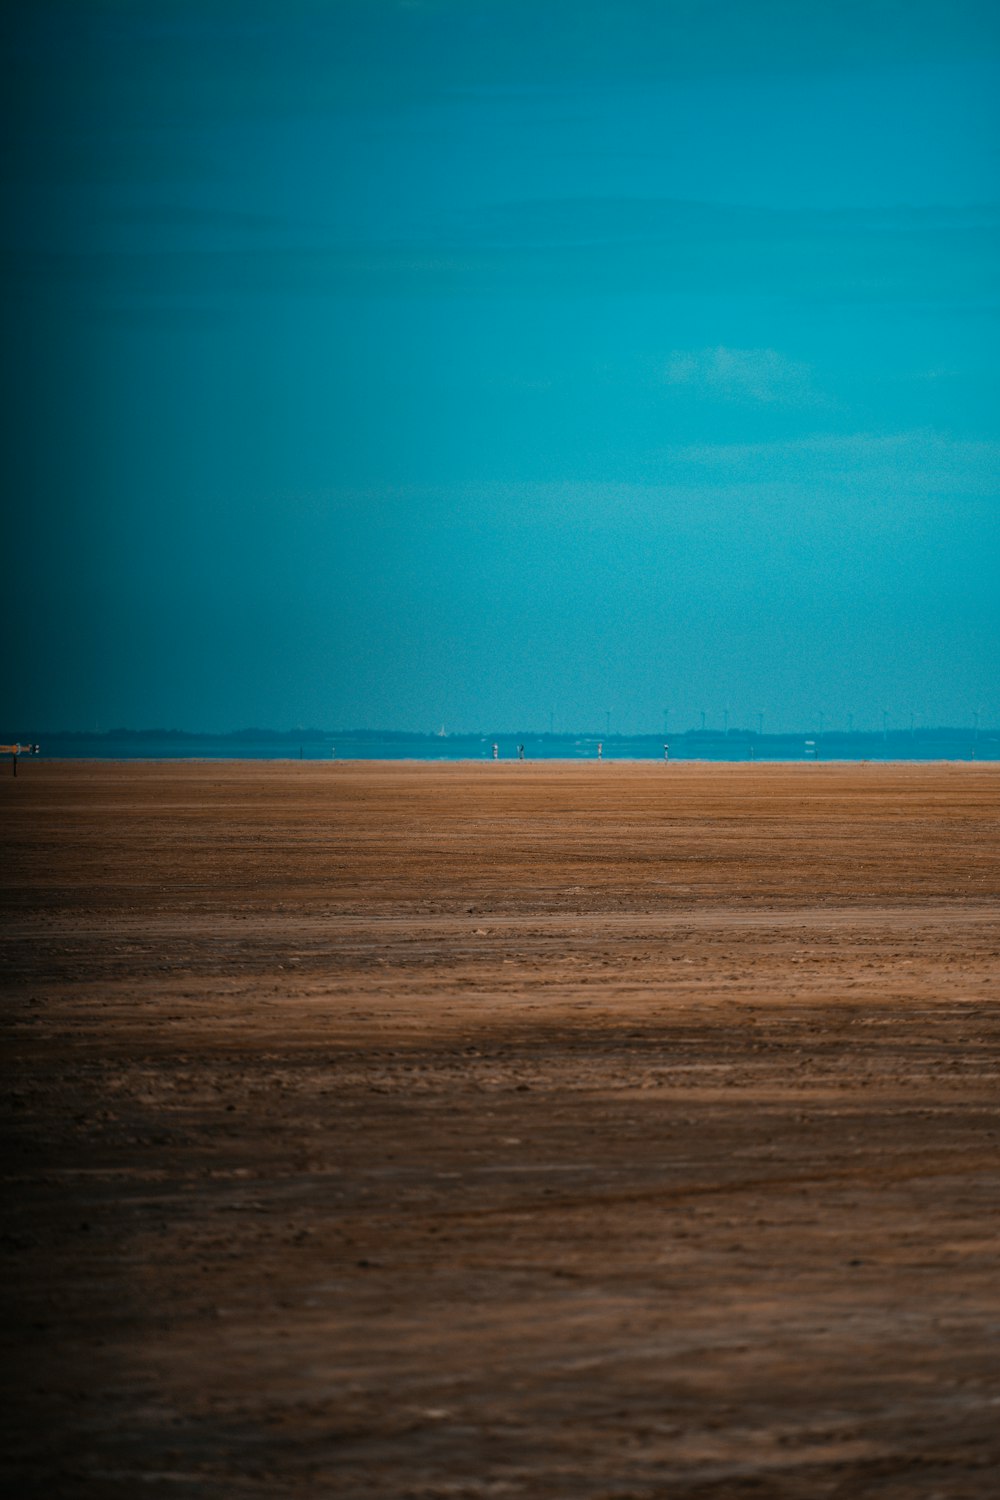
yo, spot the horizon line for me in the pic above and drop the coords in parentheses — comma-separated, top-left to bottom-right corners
(6, 724, 997, 742)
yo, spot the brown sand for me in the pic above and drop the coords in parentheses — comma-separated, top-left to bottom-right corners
(2, 759, 999, 1498)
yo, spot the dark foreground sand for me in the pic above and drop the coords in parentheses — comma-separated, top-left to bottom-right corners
(2, 760, 1000, 1498)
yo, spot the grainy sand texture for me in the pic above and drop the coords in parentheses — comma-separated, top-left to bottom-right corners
(3, 760, 1000, 1498)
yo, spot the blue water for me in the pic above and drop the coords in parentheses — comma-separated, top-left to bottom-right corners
(14, 732, 999, 762)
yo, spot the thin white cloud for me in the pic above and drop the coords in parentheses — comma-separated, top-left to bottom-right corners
(663, 345, 822, 405)
(662, 429, 1000, 498)
(673, 428, 1000, 465)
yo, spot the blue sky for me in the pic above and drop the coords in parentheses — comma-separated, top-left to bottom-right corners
(3, 0, 998, 733)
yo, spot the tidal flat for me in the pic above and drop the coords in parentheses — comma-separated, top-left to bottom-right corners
(3, 760, 1000, 1498)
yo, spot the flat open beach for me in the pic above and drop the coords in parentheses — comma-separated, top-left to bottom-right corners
(3, 760, 1000, 1498)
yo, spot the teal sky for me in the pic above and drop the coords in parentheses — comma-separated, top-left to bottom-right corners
(4, 0, 998, 733)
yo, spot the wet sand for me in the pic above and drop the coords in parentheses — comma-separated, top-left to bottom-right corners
(2, 759, 1000, 1498)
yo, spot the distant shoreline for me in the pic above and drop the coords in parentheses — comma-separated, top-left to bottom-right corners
(6, 738, 997, 764)
(3, 726, 996, 747)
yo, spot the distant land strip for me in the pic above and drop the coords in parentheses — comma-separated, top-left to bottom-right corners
(4, 725, 996, 746)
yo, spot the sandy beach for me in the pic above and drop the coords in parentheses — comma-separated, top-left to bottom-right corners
(3, 759, 1000, 1498)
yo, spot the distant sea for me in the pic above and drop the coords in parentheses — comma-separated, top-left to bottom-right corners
(7, 729, 998, 762)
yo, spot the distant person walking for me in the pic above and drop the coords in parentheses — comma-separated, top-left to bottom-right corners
(492, 743, 499, 760)
(663, 743, 669, 761)
(517, 744, 525, 761)
(597, 741, 603, 760)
